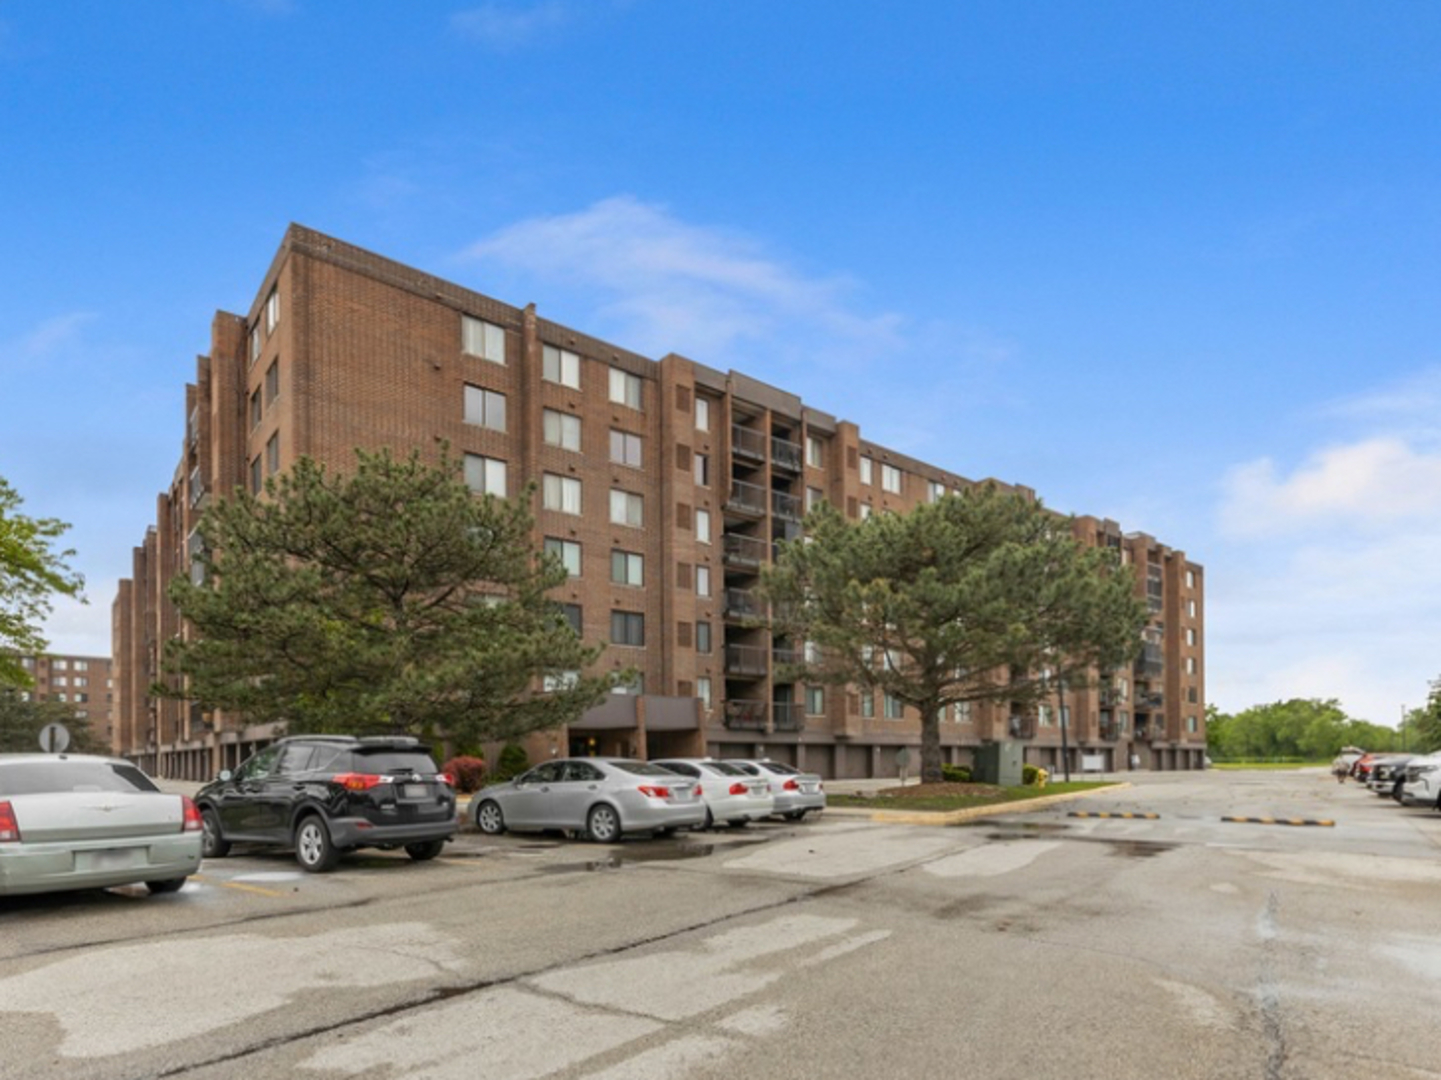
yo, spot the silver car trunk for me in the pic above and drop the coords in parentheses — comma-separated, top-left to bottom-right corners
(10, 791, 183, 844)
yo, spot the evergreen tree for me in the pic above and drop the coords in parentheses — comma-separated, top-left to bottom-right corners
(0, 690, 108, 754)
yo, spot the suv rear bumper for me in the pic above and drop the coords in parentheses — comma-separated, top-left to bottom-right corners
(326, 817, 457, 849)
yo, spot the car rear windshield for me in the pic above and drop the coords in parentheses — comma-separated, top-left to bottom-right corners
(0, 761, 161, 796)
(347, 750, 438, 774)
(700, 761, 747, 776)
(758, 761, 800, 775)
(609, 760, 681, 777)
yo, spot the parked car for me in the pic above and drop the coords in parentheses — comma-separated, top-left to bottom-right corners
(1367, 754, 1415, 799)
(651, 758, 775, 828)
(1400, 752, 1441, 809)
(471, 757, 706, 842)
(195, 735, 457, 873)
(0, 753, 202, 897)
(725, 759, 826, 820)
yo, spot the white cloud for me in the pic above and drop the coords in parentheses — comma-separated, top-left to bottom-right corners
(461, 195, 908, 372)
(450, 2, 569, 49)
(5, 311, 97, 367)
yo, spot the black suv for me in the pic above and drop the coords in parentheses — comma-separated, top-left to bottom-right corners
(195, 735, 457, 872)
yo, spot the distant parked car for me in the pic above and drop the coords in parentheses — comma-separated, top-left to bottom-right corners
(1366, 755, 1415, 800)
(1400, 752, 1441, 809)
(725, 759, 826, 820)
(0, 753, 202, 897)
(651, 758, 775, 828)
(471, 758, 706, 842)
(195, 735, 457, 873)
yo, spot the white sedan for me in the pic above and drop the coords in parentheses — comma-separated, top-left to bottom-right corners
(651, 758, 774, 828)
(0, 753, 203, 897)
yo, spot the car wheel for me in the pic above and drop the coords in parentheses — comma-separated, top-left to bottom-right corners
(475, 800, 506, 835)
(653, 827, 675, 838)
(405, 839, 446, 861)
(727, 819, 751, 829)
(294, 815, 340, 873)
(145, 877, 187, 894)
(784, 810, 807, 821)
(201, 807, 230, 859)
(586, 803, 622, 843)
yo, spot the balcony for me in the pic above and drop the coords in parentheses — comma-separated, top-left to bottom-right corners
(724, 588, 764, 621)
(731, 425, 767, 462)
(1097, 722, 1121, 742)
(771, 437, 802, 473)
(724, 699, 768, 732)
(1005, 715, 1036, 740)
(724, 643, 769, 677)
(772, 701, 805, 732)
(772, 491, 802, 522)
(1136, 692, 1164, 710)
(1134, 645, 1164, 677)
(723, 532, 770, 569)
(726, 479, 768, 517)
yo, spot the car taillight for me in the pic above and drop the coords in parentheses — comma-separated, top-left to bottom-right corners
(437, 772, 455, 787)
(332, 772, 386, 791)
(783, 779, 800, 791)
(636, 785, 671, 799)
(181, 796, 203, 833)
(728, 782, 748, 796)
(0, 801, 18, 843)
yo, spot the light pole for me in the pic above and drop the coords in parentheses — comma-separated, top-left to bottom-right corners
(1058, 677, 1071, 784)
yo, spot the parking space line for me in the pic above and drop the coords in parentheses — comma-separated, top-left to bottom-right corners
(193, 875, 290, 898)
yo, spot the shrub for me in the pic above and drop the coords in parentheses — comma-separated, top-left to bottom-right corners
(441, 755, 487, 793)
(940, 764, 972, 783)
(1022, 763, 1041, 786)
(491, 742, 531, 783)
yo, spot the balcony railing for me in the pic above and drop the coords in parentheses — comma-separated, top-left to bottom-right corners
(724, 588, 764, 621)
(1097, 722, 1121, 742)
(1134, 645, 1164, 677)
(724, 699, 768, 731)
(1136, 692, 1164, 710)
(724, 643, 769, 677)
(772, 491, 802, 522)
(772, 701, 805, 732)
(732, 425, 767, 461)
(771, 437, 802, 472)
(723, 532, 770, 568)
(726, 479, 768, 517)
(1006, 715, 1036, 740)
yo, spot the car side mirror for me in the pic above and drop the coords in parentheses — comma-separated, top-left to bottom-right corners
(218, 769, 233, 782)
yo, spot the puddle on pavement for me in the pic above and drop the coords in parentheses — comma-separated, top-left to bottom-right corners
(1094, 839, 1173, 859)
(953, 820, 1071, 834)
(535, 842, 726, 873)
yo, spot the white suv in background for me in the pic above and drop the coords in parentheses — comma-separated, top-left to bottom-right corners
(1399, 752, 1441, 809)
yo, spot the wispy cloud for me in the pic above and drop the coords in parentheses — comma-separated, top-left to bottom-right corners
(4, 312, 98, 370)
(461, 195, 908, 373)
(450, 2, 570, 49)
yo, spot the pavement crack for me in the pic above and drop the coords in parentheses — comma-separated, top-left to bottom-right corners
(1257, 890, 1287, 1080)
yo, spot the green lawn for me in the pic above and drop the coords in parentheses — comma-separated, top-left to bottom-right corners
(829, 780, 1115, 813)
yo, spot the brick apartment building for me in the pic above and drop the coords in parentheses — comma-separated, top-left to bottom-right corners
(111, 225, 1206, 780)
(7, 653, 115, 747)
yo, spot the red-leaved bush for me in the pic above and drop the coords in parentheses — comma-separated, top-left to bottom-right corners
(441, 755, 487, 793)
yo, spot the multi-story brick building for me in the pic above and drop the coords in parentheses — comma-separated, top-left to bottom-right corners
(112, 225, 1206, 780)
(6, 653, 115, 748)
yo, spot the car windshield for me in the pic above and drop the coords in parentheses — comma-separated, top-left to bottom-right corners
(0, 760, 160, 796)
(609, 760, 683, 777)
(350, 750, 438, 774)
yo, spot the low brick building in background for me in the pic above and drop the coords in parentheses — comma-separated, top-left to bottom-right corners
(7, 653, 114, 747)
(112, 225, 1206, 780)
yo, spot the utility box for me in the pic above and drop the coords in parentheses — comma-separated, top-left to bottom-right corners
(974, 741, 1025, 787)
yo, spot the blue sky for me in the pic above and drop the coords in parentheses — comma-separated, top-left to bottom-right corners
(2, 1, 1439, 727)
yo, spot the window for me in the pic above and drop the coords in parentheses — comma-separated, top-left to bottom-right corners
(543, 408, 581, 451)
(884, 692, 904, 720)
(1185, 657, 1198, 674)
(1187, 715, 1199, 734)
(250, 455, 263, 493)
(545, 538, 582, 577)
(859, 691, 875, 718)
(543, 474, 582, 515)
(695, 508, 711, 543)
(806, 487, 824, 512)
(697, 677, 712, 710)
(464, 454, 507, 497)
(53, 676, 67, 687)
(806, 686, 825, 715)
(928, 481, 946, 503)
(695, 565, 711, 597)
(462, 316, 505, 364)
(74, 661, 88, 671)
(265, 432, 280, 475)
(611, 550, 644, 586)
(265, 360, 280, 405)
(265, 288, 280, 334)
(694, 453, 710, 486)
(696, 621, 712, 654)
(610, 611, 645, 647)
(464, 385, 507, 432)
(881, 464, 902, 494)
(559, 603, 583, 635)
(187, 528, 205, 586)
(612, 673, 645, 695)
(609, 367, 643, 409)
(860, 456, 873, 485)
(1187, 599, 1198, 618)
(1038, 704, 1054, 728)
(806, 435, 824, 468)
(249, 326, 261, 365)
(1185, 628, 1197, 646)
(1186, 570, 1196, 589)
(858, 503, 873, 521)
(544, 670, 580, 692)
(543, 344, 580, 388)
(610, 429, 643, 468)
(249, 388, 262, 429)
(609, 489, 643, 527)
(695, 397, 710, 432)
(955, 701, 972, 724)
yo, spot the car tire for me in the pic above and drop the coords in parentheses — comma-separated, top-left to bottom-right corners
(727, 819, 750, 829)
(653, 827, 675, 838)
(294, 815, 340, 873)
(201, 807, 230, 859)
(475, 800, 506, 835)
(145, 877, 187, 894)
(586, 803, 622, 844)
(784, 811, 807, 821)
(405, 839, 446, 861)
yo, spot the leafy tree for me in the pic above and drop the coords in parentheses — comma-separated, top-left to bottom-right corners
(0, 690, 108, 754)
(1205, 698, 1402, 761)
(0, 476, 84, 688)
(1413, 682, 1441, 753)
(762, 486, 1148, 783)
(159, 449, 620, 745)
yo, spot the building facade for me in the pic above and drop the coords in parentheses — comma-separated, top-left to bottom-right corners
(7, 653, 115, 748)
(112, 225, 1206, 780)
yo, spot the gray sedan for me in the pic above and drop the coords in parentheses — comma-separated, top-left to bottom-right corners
(471, 758, 706, 842)
(0, 753, 203, 897)
(725, 759, 827, 820)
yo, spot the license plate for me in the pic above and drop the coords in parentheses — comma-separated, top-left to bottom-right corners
(78, 847, 143, 872)
(801, 783, 818, 793)
(402, 784, 429, 799)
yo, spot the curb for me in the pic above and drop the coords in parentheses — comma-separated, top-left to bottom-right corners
(1221, 816, 1335, 828)
(844, 783, 1133, 826)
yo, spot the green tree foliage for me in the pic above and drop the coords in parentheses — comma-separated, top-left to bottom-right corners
(0, 690, 108, 754)
(0, 476, 84, 688)
(762, 486, 1148, 782)
(1412, 680, 1441, 753)
(160, 449, 619, 744)
(1206, 698, 1408, 760)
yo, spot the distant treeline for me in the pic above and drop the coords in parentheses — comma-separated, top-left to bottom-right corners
(1206, 697, 1441, 761)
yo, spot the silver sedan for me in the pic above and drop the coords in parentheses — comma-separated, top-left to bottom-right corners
(0, 753, 203, 897)
(725, 759, 826, 820)
(651, 758, 775, 828)
(471, 758, 706, 842)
